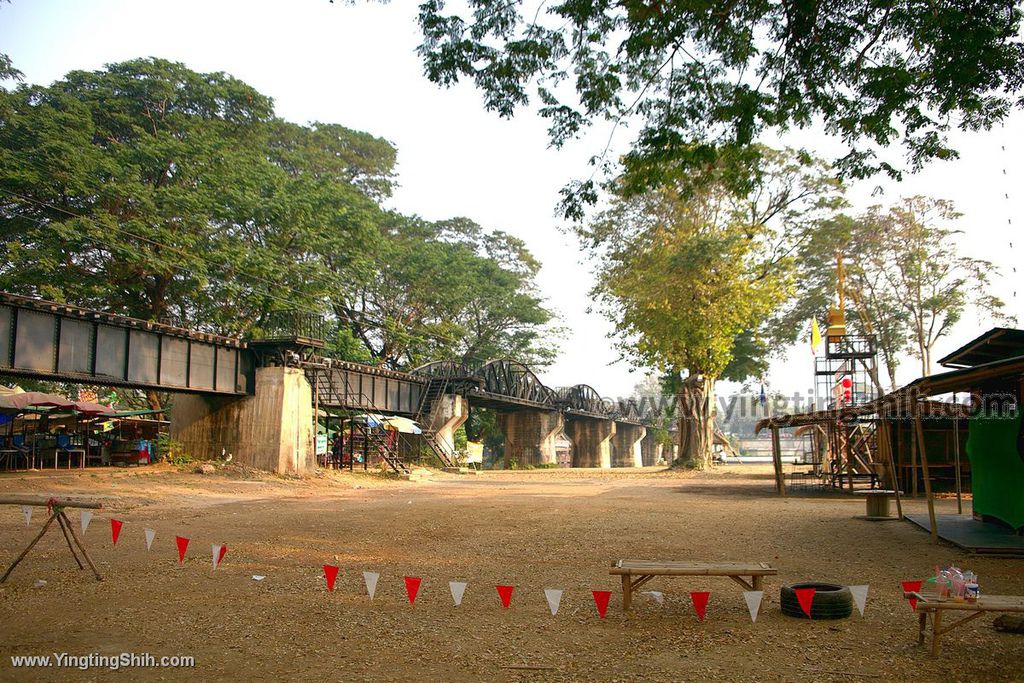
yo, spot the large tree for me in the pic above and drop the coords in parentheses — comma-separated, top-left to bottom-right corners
(0, 58, 392, 406)
(584, 148, 842, 467)
(333, 214, 558, 368)
(415, 0, 1024, 218)
(859, 196, 1007, 376)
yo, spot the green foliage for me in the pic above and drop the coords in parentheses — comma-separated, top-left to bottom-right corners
(777, 195, 1007, 386)
(584, 147, 843, 380)
(335, 213, 558, 368)
(159, 435, 193, 466)
(416, 1, 1024, 218)
(0, 57, 557, 375)
(856, 196, 1007, 376)
(0, 58, 389, 335)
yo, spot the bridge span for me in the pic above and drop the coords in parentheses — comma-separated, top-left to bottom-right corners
(1, 292, 665, 474)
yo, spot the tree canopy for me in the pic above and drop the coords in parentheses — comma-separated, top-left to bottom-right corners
(416, 0, 1024, 218)
(0, 57, 557, 381)
(582, 147, 842, 465)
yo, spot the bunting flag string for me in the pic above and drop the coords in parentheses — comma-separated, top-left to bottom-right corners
(901, 580, 923, 610)
(794, 587, 816, 618)
(690, 591, 710, 622)
(544, 588, 563, 616)
(175, 536, 189, 564)
(743, 591, 763, 623)
(404, 577, 422, 604)
(592, 590, 611, 619)
(323, 565, 339, 592)
(496, 585, 514, 609)
(80, 510, 92, 535)
(848, 585, 868, 616)
(7, 504, 884, 630)
(449, 581, 467, 607)
(363, 571, 379, 599)
(212, 544, 227, 571)
(641, 590, 664, 605)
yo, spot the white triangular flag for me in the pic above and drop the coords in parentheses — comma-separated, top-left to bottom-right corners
(21, 505, 32, 526)
(743, 590, 764, 623)
(144, 528, 156, 551)
(641, 590, 664, 605)
(80, 510, 92, 534)
(544, 588, 563, 616)
(449, 581, 467, 606)
(363, 571, 380, 600)
(849, 585, 869, 616)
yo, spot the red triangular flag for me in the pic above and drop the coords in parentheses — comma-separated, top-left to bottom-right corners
(175, 536, 189, 564)
(496, 584, 514, 608)
(217, 544, 227, 565)
(592, 590, 611, 618)
(902, 580, 923, 610)
(690, 591, 710, 621)
(323, 564, 339, 592)
(795, 587, 816, 618)
(405, 576, 422, 604)
(110, 518, 123, 546)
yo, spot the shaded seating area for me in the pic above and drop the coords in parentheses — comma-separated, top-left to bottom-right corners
(0, 387, 167, 471)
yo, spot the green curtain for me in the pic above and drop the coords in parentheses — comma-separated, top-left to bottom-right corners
(966, 410, 1024, 530)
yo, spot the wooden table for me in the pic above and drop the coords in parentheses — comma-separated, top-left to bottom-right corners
(906, 590, 1024, 655)
(855, 489, 897, 519)
(610, 559, 778, 611)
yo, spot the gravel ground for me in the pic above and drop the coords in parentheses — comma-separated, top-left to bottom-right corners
(0, 463, 1020, 682)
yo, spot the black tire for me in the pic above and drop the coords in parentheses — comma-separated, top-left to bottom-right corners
(780, 582, 853, 620)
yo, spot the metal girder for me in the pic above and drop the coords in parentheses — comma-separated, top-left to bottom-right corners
(0, 293, 252, 395)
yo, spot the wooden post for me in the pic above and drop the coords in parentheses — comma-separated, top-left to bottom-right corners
(621, 574, 632, 612)
(953, 415, 963, 515)
(770, 426, 785, 496)
(879, 419, 903, 519)
(0, 497, 103, 583)
(910, 425, 919, 498)
(913, 403, 939, 543)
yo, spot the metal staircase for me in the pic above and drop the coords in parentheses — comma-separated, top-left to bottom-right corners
(415, 376, 459, 469)
(307, 365, 410, 476)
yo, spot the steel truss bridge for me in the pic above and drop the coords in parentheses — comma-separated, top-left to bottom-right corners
(0, 292, 648, 424)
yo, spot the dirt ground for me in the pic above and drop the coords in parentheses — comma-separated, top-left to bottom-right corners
(0, 463, 1021, 682)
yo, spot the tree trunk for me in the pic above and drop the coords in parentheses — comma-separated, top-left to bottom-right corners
(145, 389, 162, 412)
(676, 373, 715, 469)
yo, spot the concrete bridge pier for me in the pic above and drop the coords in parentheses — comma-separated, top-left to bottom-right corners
(611, 422, 646, 467)
(640, 431, 663, 466)
(496, 410, 563, 468)
(425, 394, 469, 455)
(566, 417, 616, 468)
(170, 366, 315, 474)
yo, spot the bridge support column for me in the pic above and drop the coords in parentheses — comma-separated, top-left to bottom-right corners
(566, 417, 615, 468)
(425, 395, 469, 455)
(612, 423, 646, 467)
(640, 431, 663, 466)
(170, 366, 314, 475)
(496, 410, 563, 468)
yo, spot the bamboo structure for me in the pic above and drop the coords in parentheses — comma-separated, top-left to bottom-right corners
(0, 496, 103, 582)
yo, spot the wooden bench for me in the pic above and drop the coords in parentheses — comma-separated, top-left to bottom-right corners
(906, 590, 1024, 656)
(610, 559, 778, 611)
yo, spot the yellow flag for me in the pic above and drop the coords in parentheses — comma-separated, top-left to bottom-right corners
(810, 318, 822, 355)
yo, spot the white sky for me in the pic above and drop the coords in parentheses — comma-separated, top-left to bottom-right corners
(2, 0, 1021, 401)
